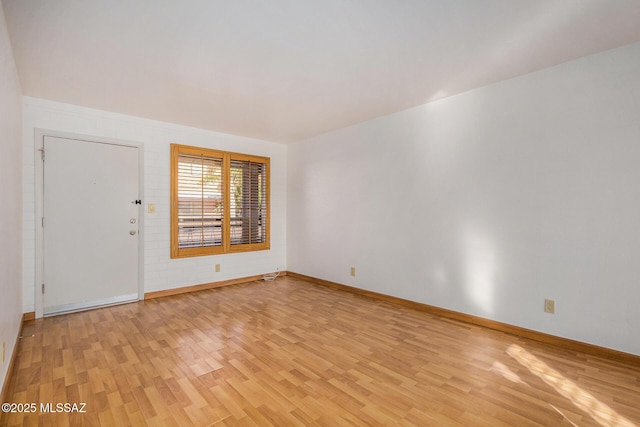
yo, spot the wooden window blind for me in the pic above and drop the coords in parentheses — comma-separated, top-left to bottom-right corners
(230, 159, 267, 247)
(177, 153, 223, 249)
(171, 144, 269, 258)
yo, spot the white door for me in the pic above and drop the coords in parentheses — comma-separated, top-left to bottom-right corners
(43, 136, 140, 315)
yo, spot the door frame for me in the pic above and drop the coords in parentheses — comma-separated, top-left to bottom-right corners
(34, 129, 145, 319)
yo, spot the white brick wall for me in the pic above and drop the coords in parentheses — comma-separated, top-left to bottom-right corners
(1, 2, 24, 393)
(22, 97, 286, 313)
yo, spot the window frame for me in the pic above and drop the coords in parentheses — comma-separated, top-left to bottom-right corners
(170, 144, 270, 258)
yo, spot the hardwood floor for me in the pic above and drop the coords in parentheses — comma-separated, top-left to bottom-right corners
(2, 276, 639, 426)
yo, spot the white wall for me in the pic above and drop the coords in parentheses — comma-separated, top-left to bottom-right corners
(22, 98, 287, 313)
(288, 41, 640, 356)
(0, 3, 23, 393)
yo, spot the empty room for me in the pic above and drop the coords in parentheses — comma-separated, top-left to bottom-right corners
(1, 1, 639, 425)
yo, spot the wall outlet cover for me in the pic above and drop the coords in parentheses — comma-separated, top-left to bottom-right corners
(544, 299, 555, 314)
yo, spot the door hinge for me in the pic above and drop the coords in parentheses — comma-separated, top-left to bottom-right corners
(42, 283, 45, 294)
(39, 148, 45, 161)
(42, 217, 44, 227)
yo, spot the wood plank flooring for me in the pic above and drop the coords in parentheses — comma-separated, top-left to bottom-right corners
(2, 276, 639, 426)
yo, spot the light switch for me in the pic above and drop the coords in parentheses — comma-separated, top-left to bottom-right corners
(148, 203, 156, 214)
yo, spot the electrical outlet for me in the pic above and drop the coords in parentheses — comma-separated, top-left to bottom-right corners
(215, 264, 220, 272)
(350, 267, 356, 277)
(544, 299, 555, 314)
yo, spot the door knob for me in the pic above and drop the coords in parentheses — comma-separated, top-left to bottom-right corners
(130, 218, 136, 224)
(130, 230, 137, 235)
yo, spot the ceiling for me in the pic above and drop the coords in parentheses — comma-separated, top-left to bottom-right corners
(3, 1, 640, 143)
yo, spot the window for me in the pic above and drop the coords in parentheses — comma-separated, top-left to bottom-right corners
(171, 144, 269, 258)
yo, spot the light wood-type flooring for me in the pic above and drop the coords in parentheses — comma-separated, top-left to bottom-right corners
(2, 276, 639, 426)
